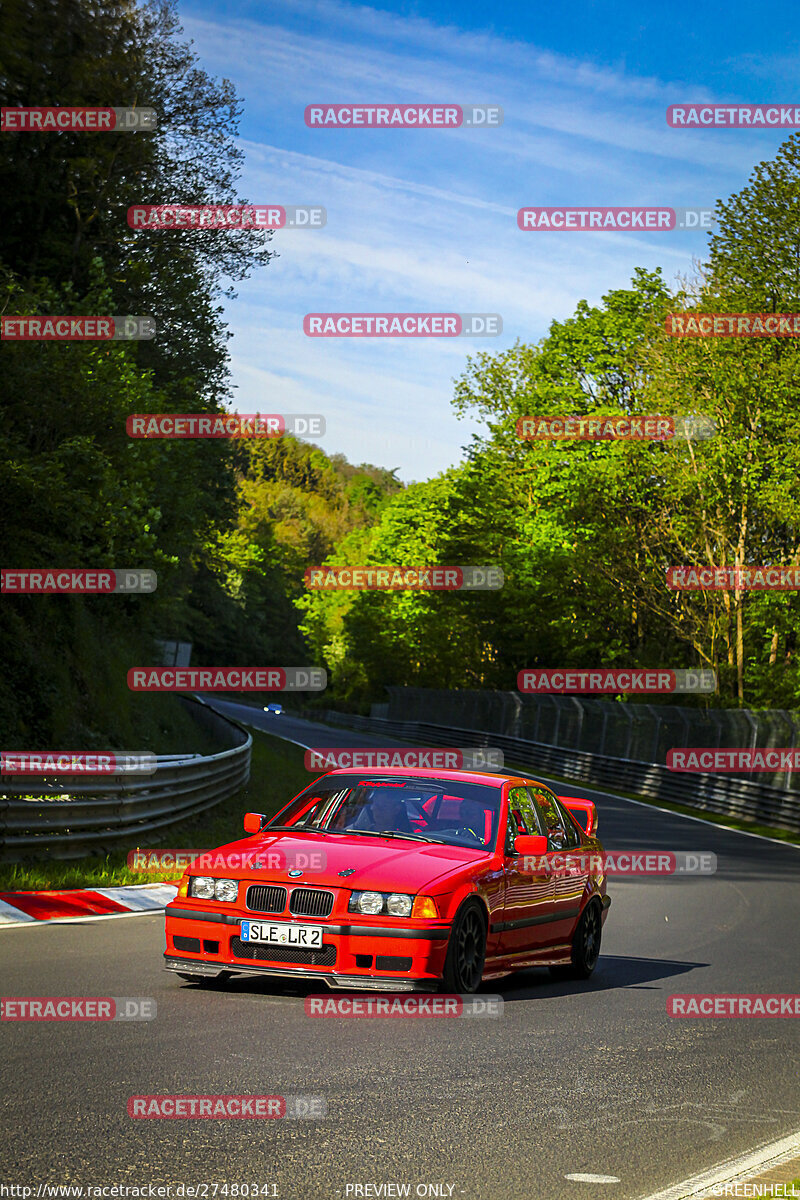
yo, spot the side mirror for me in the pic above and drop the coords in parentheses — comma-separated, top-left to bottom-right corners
(512, 834, 548, 856)
(244, 812, 265, 834)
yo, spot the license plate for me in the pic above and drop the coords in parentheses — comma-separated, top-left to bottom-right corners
(240, 920, 323, 948)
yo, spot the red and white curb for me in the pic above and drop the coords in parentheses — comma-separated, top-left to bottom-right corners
(0, 883, 178, 926)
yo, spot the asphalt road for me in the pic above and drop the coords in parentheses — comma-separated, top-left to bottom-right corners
(2, 702, 799, 1200)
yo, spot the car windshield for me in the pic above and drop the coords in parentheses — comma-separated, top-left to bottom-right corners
(265, 776, 502, 850)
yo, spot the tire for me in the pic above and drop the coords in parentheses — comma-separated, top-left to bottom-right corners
(176, 971, 232, 987)
(550, 900, 602, 980)
(441, 900, 487, 994)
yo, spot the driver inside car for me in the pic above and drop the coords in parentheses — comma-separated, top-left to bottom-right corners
(455, 798, 487, 843)
(346, 787, 415, 834)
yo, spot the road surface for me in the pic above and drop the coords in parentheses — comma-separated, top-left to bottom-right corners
(2, 703, 798, 1200)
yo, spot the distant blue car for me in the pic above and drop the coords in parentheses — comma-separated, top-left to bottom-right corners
(264, 703, 283, 715)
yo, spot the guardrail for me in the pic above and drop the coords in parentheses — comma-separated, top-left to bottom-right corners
(379, 687, 800, 791)
(0, 696, 252, 861)
(313, 710, 800, 834)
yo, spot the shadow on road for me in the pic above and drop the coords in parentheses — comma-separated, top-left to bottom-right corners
(171, 952, 704, 1002)
(493, 953, 706, 999)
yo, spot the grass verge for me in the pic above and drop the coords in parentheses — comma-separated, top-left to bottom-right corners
(0, 729, 310, 892)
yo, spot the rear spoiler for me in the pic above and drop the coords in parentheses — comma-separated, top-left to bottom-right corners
(559, 796, 598, 837)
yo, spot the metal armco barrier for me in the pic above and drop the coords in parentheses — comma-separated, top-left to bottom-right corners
(0, 697, 251, 861)
(314, 710, 800, 834)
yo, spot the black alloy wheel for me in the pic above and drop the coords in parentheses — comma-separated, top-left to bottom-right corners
(550, 900, 602, 980)
(442, 901, 487, 993)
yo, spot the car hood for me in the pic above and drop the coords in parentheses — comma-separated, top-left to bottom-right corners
(206, 831, 490, 893)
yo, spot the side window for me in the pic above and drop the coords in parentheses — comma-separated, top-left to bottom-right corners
(528, 786, 572, 848)
(504, 806, 519, 854)
(552, 796, 583, 848)
(293, 796, 333, 827)
(506, 785, 540, 846)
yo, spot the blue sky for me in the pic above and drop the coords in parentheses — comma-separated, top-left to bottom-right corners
(178, 0, 799, 480)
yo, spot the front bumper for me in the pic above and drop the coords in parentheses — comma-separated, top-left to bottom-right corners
(164, 904, 452, 991)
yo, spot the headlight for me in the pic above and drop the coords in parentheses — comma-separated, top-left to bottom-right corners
(358, 891, 383, 914)
(190, 876, 215, 899)
(348, 891, 415, 916)
(214, 878, 239, 903)
(386, 893, 412, 917)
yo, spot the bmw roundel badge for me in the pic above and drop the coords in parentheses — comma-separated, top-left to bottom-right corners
(287, 868, 303, 877)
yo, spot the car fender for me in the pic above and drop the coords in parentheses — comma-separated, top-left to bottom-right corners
(429, 876, 493, 927)
(573, 876, 610, 935)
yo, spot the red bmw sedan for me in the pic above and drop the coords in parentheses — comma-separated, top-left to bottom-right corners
(164, 767, 610, 993)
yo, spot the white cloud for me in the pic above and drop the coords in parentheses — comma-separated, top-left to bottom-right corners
(179, 0, 782, 477)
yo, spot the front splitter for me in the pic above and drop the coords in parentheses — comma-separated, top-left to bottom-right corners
(164, 954, 438, 992)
